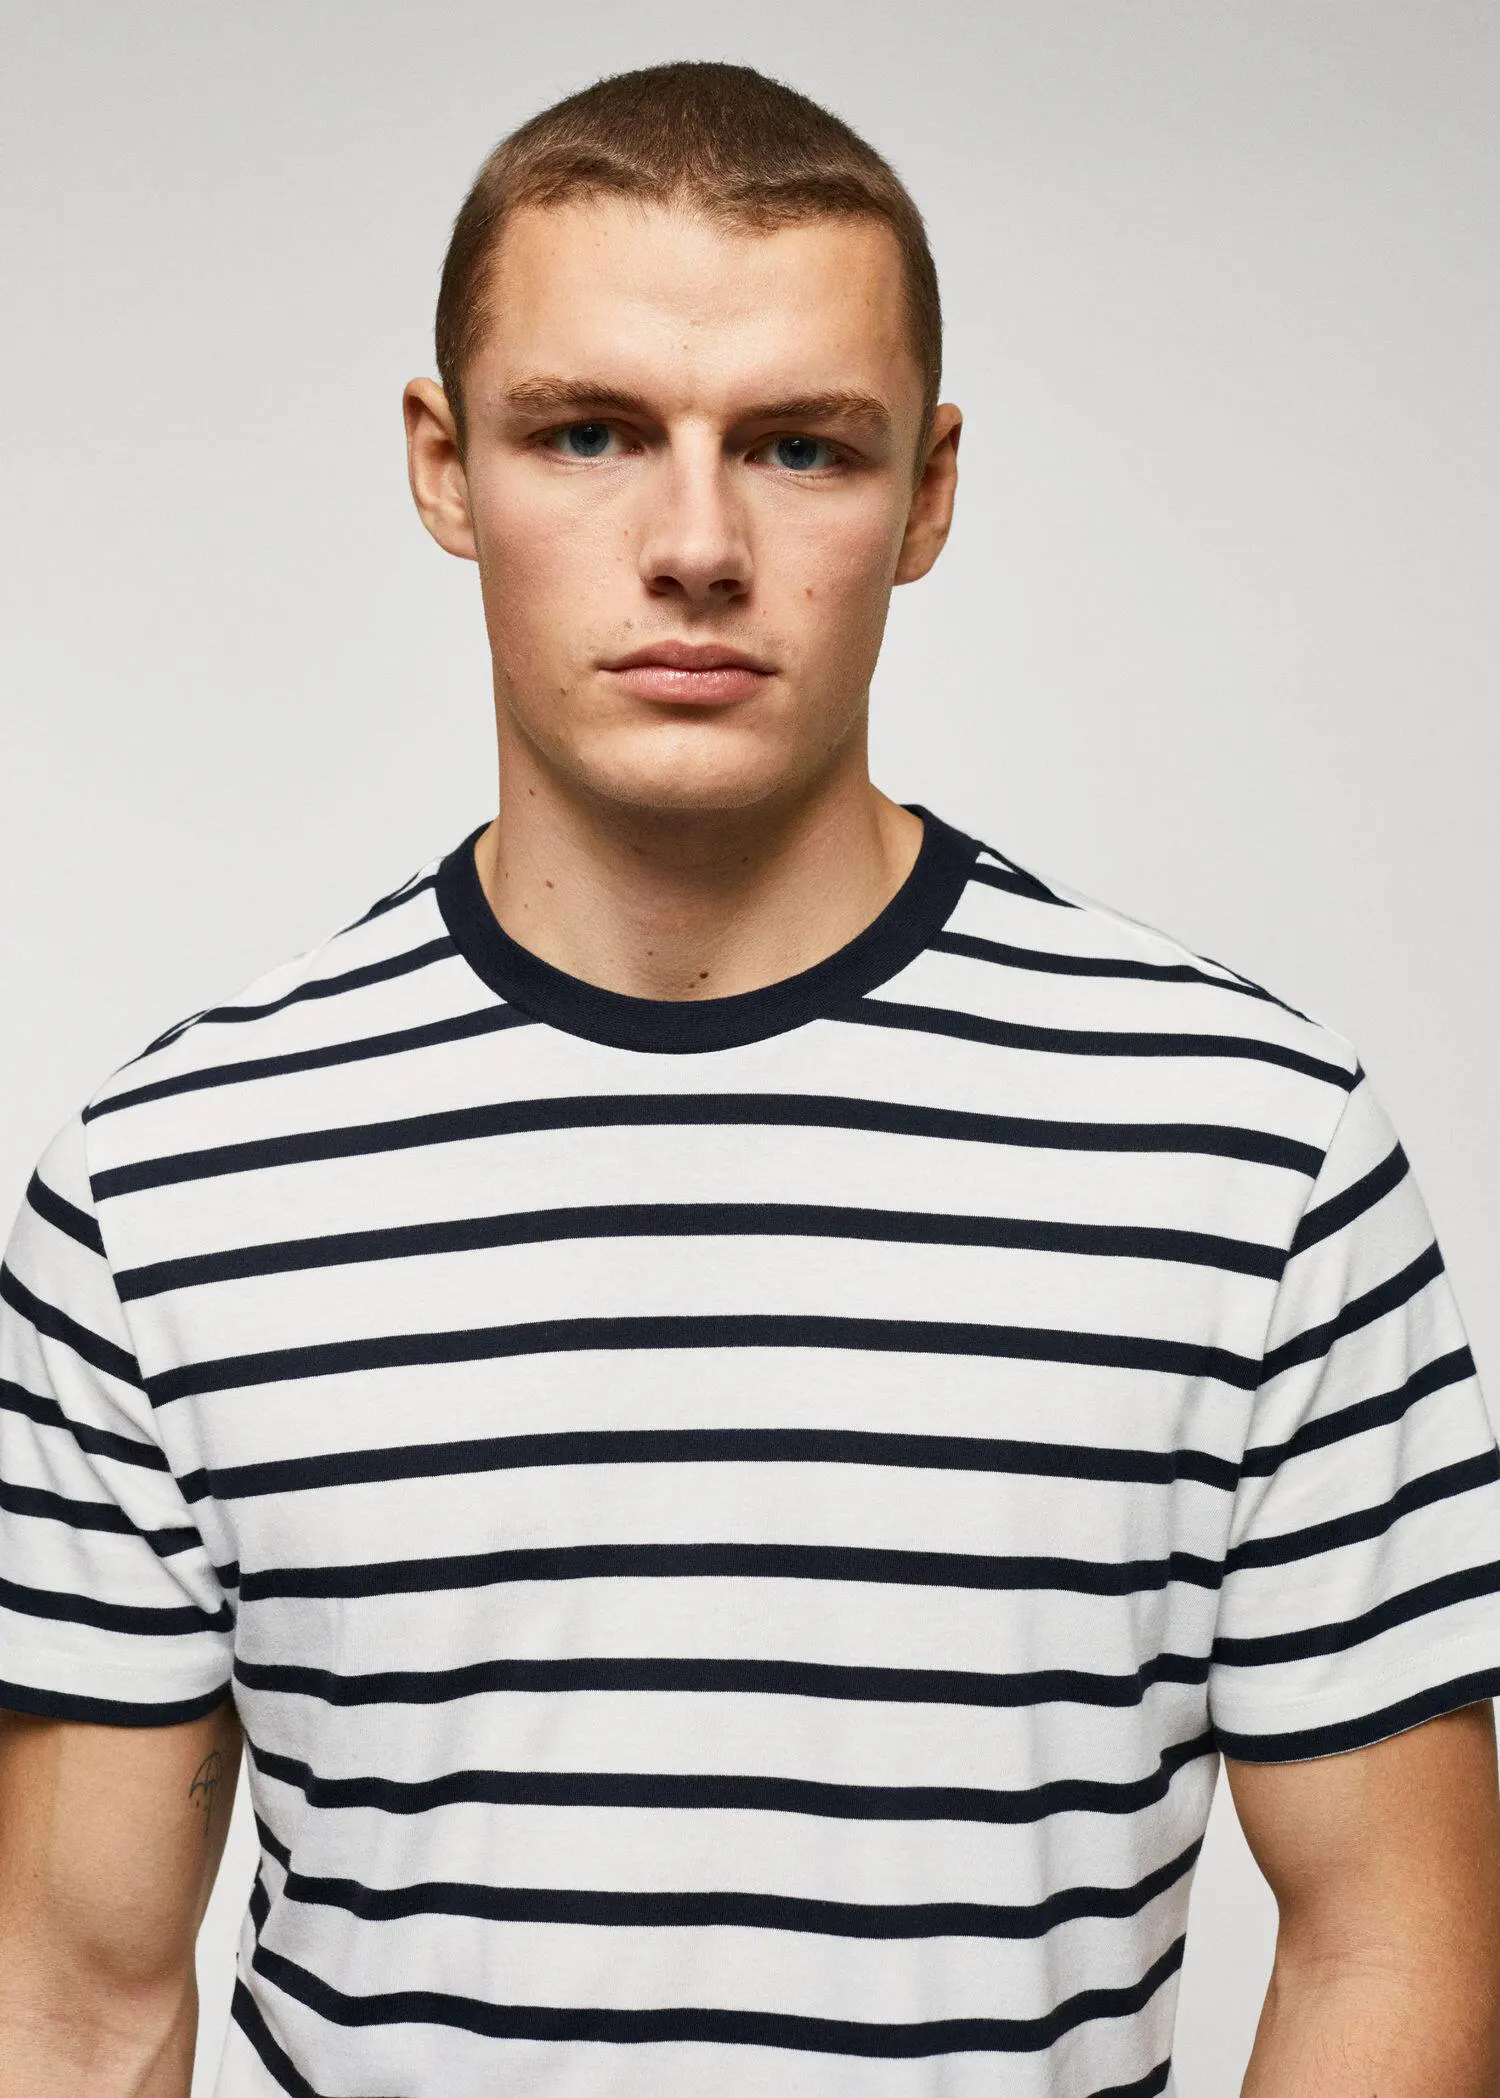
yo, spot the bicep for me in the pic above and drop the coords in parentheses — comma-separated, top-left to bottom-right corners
(1225, 1701, 1500, 1968)
(0, 1697, 242, 1992)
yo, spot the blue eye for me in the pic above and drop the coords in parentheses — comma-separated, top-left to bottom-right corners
(771, 435, 834, 472)
(557, 422, 613, 458)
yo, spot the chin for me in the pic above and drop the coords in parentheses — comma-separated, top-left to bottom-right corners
(547, 719, 831, 819)
(582, 758, 797, 818)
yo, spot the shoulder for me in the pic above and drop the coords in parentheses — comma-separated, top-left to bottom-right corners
(78, 850, 469, 1139)
(895, 833, 1362, 1124)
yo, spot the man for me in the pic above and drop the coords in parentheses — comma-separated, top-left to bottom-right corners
(1, 58, 1497, 2098)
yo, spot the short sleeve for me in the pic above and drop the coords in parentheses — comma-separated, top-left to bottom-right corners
(0, 1117, 234, 1725)
(1209, 1074, 1500, 1761)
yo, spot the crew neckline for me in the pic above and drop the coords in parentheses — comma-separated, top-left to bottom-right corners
(434, 805, 980, 1055)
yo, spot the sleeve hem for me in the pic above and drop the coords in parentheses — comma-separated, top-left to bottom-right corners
(1216, 1664, 1500, 1763)
(0, 1673, 233, 1728)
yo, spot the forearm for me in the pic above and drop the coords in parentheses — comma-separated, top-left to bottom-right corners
(1242, 1943, 1500, 2098)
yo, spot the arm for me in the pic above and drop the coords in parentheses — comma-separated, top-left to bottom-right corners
(0, 1698, 242, 2098)
(1228, 1701, 1500, 2097)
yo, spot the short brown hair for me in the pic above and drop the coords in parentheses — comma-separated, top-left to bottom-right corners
(435, 62, 942, 454)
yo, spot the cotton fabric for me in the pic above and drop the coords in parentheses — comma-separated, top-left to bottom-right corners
(3, 808, 1497, 2098)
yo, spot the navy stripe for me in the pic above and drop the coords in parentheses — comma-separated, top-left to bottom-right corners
(280, 1839, 1201, 1941)
(968, 858, 1073, 909)
(1089, 2064, 1172, 2098)
(0, 1474, 198, 1557)
(150, 1313, 1261, 1408)
(90, 1092, 1323, 1199)
(0, 1265, 143, 1389)
(180, 1422, 1240, 1508)
(112, 935, 459, 1076)
(346, 869, 439, 928)
(0, 1375, 168, 1471)
(234, 1648, 1209, 1710)
(930, 928, 1274, 1004)
(0, 1675, 232, 1728)
(88, 1004, 530, 1122)
(1181, 953, 1312, 1025)
(0, 1570, 231, 1637)
(1259, 1243, 1445, 1383)
(1239, 1348, 1475, 1477)
(25, 1171, 105, 1254)
(248, 1731, 1216, 1827)
(239, 1538, 1222, 1605)
(251, 1935, 1185, 2057)
(231, 1979, 322, 2098)
(1217, 1669, 1500, 1763)
(844, 996, 1357, 1090)
(256, 1811, 293, 1870)
(186, 934, 459, 1021)
(1224, 1451, 1500, 1572)
(1289, 1141, 1409, 1256)
(1213, 1559, 1500, 1668)
(85, 940, 460, 1100)
(129, 1011, 206, 1062)
(116, 1200, 1283, 1302)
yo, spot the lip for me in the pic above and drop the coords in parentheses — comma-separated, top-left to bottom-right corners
(601, 639, 776, 708)
(605, 641, 774, 672)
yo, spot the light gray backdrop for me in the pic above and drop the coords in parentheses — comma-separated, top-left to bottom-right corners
(3, 4, 1496, 2092)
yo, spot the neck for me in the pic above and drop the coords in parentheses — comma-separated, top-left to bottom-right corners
(473, 743, 923, 1003)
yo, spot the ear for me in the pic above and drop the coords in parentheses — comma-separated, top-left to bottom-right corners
(403, 379, 477, 560)
(893, 404, 962, 586)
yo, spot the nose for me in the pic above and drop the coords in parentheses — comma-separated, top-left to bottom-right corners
(636, 437, 752, 606)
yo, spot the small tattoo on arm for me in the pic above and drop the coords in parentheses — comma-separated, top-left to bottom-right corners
(189, 1749, 225, 1838)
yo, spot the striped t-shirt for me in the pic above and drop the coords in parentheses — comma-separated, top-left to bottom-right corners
(3, 806, 1498, 2098)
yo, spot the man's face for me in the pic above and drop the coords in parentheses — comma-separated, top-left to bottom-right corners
(411, 197, 958, 817)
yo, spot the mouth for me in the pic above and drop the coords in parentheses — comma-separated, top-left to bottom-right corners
(600, 640, 776, 708)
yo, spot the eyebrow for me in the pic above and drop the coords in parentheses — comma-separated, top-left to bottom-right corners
(501, 377, 893, 438)
(504, 378, 655, 419)
(749, 393, 893, 437)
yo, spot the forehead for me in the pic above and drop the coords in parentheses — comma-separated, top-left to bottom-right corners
(472, 197, 919, 415)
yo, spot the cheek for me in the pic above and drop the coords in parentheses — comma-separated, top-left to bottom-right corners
(469, 483, 628, 643)
(772, 498, 906, 629)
